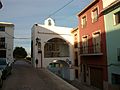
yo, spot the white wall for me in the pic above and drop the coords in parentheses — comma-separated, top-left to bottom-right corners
(32, 24, 74, 68)
(5, 26, 14, 62)
(0, 23, 14, 63)
(31, 18, 74, 68)
(31, 18, 75, 80)
(102, 0, 116, 8)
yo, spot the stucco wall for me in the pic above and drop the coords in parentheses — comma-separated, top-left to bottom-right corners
(32, 24, 74, 68)
(0, 24, 14, 63)
(6, 26, 14, 62)
(104, 6, 120, 83)
(102, 0, 116, 8)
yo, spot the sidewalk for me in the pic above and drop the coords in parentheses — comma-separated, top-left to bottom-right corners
(65, 79, 100, 90)
(38, 68, 79, 90)
(46, 68, 100, 90)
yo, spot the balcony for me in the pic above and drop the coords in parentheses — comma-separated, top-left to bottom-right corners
(79, 43, 103, 56)
(0, 42, 6, 49)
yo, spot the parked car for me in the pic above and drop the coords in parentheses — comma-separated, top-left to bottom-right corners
(0, 58, 12, 79)
(0, 70, 3, 88)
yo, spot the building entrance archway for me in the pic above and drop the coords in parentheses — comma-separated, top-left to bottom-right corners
(44, 38, 69, 58)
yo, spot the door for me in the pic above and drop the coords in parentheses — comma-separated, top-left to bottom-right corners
(83, 65, 86, 82)
(90, 67, 103, 89)
(38, 53, 42, 68)
(75, 69, 78, 79)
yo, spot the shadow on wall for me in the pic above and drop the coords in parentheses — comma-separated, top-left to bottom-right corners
(79, 23, 120, 89)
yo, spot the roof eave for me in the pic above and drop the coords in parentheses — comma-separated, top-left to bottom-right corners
(77, 0, 99, 16)
(101, 0, 120, 14)
(0, 22, 14, 26)
(71, 27, 78, 33)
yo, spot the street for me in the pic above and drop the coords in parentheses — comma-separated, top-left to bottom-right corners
(1, 60, 78, 90)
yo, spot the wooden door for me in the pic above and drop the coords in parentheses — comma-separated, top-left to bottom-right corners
(90, 67, 103, 89)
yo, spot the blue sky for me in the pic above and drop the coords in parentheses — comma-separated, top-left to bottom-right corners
(0, 0, 92, 55)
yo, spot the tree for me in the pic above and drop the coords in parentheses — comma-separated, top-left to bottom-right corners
(13, 47, 27, 59)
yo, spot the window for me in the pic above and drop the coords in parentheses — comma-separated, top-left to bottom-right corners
(92, 7, 98, 23)
(0, 50, 6, 58)
(81, 16, 87, 28)
(75, 70, 78, 78)
(114, 11, 120, 25)
(92, 32, 101, 53)
(0, 37, 6, 49)
(82, 35, 88, 54)
(37, 42, 41, 53)
(74, 52, 78, 66)
(48, 19, 52, 26)
(74, 34, 78, 48)
(0, 37, 5, 42)
(112, 73, 120, 84)
(0, 26, 5, 31)
(117, 48, 120, 61)
(74, 34, 77, 41)
(44, 43, 59, 57)
(74, 42, 78, 48)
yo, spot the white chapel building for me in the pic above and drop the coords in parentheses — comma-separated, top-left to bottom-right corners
(31, 18, 74, 67)
(31, 18, 75, 79)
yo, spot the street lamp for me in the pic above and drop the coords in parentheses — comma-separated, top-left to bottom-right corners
(36, 37, 40, 45)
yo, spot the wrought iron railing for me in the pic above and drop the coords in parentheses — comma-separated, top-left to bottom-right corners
(79, 43, 103, 55)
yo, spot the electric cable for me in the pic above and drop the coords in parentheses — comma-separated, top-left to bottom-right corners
(4, 32, 31, 39)
(46, 0, 74, 18)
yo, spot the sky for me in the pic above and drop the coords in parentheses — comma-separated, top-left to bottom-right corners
(0, 0, 92, 55)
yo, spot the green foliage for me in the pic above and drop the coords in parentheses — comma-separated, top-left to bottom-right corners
(13, 47, 27, 59)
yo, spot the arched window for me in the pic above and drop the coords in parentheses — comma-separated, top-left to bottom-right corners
(44, 38, 69, 58)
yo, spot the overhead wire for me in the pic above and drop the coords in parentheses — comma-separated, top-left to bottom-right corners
(46, 0, 74, 18)
(4, 32, 31, 39)
(3, 0, 74, 40)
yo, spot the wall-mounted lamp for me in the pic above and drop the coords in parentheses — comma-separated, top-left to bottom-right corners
(36, 37, 42, 53)
(36, 37, 40, 45)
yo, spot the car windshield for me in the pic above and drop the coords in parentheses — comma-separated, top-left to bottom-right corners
(0, 58, 7, 65)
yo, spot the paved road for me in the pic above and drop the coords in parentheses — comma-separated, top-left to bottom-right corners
(1, 60, 78, 90)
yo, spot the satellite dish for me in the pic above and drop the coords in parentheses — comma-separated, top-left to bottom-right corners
(0, 0, 3, 9)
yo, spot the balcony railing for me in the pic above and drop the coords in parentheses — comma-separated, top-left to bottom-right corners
(79, 43, 103, 56)
(0, 42, 6, 49)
